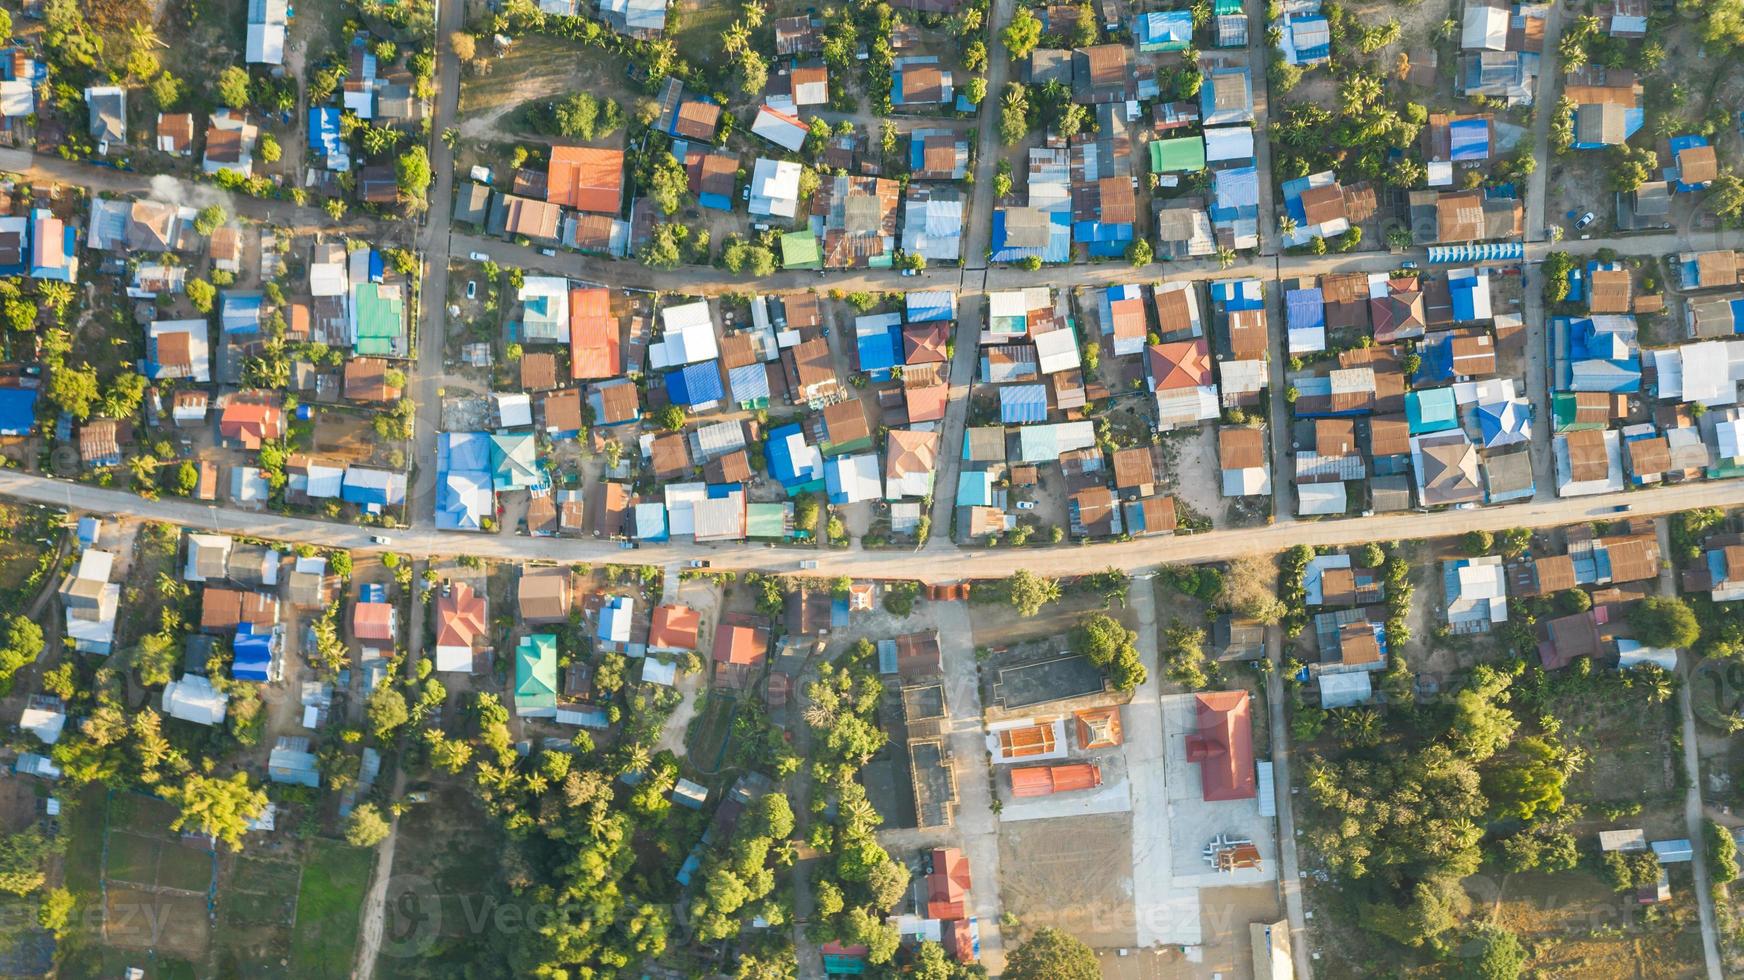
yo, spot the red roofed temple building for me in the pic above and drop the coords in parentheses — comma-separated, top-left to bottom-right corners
(1187, 691, 1257, 801)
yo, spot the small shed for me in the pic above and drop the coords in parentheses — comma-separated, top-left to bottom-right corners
(671, 778, 709, 810)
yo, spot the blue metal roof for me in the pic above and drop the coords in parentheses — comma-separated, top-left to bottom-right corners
(1449, 118, 1490, 161)
(665, 361, 724, 406)
(1211, 167, 1259, 219)
(220, 291, 263, 334)
(766, 423, 824, 492)
(989, 208, 1073, 265)
(1000, 384, 1048, 424)
(0, 388, 34, 435)
(1285, 287, 1324, 329)
(728, 363, 769, 406)
(1427, 242, 1523, 263)
(309, 107, 342, 154)
(1212, 278, 1265, 311)
(906, 290, 956, 323)
(856, 325, 901, 375)
(232, 625, 272, 682)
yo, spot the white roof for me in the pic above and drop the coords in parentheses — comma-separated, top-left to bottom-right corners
(749, 158, 803, 218)
(163, 674, 230, 726)
(1616, 638, 1678, 672)
(1297, 481, 1348, 515)
(1462, 2, 1509, 50)
(693, 494, 747, 541)
(310, 258, 348, 297)
(829, 453, 884, 503)
(1033, 327, 1080, 374)
(651, 301, 719, 368)
(1223, 465, 1271, 497)
(1427, 160, 1455, 186)
(0, 80, 32, 118)
(18, 701, 64, 745)
(751, 106, 808, 151)
(494, 391, 534, 428)
(73, 549, 114, 583)
(663, 481, 707, 537)
(1203, 126, 1255, 163)
(642, 657, 678, 685)
(1319, 671, 1372, 708)
(246, 22, 286, 64)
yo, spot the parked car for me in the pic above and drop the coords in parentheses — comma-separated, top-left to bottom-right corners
(370, 535, 392, 545)
(1016, 501, 1036, 510)
(800, 559, 819, 569)
(465, 281, 477, 299)
(688, 559, 711, 568)
(1613, 504, 1633, 512)
(1575, 211, 1596, 229)
(538, 247, 556, 256)
(468, 251, 490, 261)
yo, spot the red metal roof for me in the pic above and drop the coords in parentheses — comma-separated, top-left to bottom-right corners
(926, 847, 972, 920)
(546, 146, 625, 214)
(569, 288, 618, 380)
(1188, 691, 1257, 802)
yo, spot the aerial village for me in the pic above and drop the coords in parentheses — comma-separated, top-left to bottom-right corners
(0, 0, 1734, 978)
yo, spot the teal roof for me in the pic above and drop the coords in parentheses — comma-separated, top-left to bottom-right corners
(514, 634, 558, 713)
(490, 433, 540, 490)
(353, 282, 405, 356)
(781, 231, 821, 270)
(1406, 387, 1459, 434)
(746, 502, 787, 538)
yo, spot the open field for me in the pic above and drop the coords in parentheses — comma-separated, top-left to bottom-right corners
(377, 784, 509, 977)
(290, 840, 371, 977)
(457, 36, 635, 142)
(997, 812, 1136, 947)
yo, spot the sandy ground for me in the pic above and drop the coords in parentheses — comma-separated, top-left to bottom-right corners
(1161, 427, 1225, 527)
(998, 812, 1139, 947)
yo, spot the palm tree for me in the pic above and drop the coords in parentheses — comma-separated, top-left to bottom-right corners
(1216, 245, 1237, 269)
(1278, 215, 1298, 240)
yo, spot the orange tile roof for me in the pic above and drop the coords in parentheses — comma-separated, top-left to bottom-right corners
(547, 146, 625, 213)
(649, 603, 701, 650)
(569, 287, 618, 380)
(1147, 339, 1213, 390)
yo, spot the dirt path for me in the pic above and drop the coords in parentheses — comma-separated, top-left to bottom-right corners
(655, 668, 703, 757)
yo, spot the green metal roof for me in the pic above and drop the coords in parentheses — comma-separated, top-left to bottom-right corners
(491, 433, 541, 490)
(514, 634, 557, 712)
(353, 282, 405, 355)
(746, 502, 787, 538)
(1149, 137, 1206, 174)
(781, 231, 821, 270)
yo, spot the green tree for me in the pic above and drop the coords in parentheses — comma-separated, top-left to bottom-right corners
(164, 771, 268, 850)
(37, 887, 73, 937)
(1481, 736, 1566, 821)
(1630, 596, 1699, 649)
(344, 802, 391, 847)
(1707, 818, 1740, 884)
(1458, 925, 1526, 980)
(194, 204, 228, 236)
(397, 146, 432, 205)
(258, 133, 281, 164)
(1362, 875, 1470, 949)
(1462, 529, 1493, 555)
(656, 404, 686, 432)
(217, 65, 252, 109)
(1002, 7, 1043, 59)
(1127, 239, 1153, 267)
(1006, 927, 1099, 980)
(999, 84, 1030, 145)
(1006, 568, 1061, 616)
(367, 686, 410, 740)
(186, 278, 216, 313)
(648, 153, 689, 215)
(46, 363, 100, 420)
(0, 829, 55, 895)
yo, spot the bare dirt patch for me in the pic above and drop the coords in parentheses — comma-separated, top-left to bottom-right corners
(998, 812, 1137, 947)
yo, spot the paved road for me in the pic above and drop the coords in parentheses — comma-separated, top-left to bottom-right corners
(1263, 625, 1313, 980)
(10, 464, 1744, 580)
(1523, 4, 1564, 245)
(352, 0, 469, 972)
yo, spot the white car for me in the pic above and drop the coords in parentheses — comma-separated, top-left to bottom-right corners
(465, 281, 477, 299)
(1016, 501, 1036, 510)
(468, 251, 490, 261)
(370, 535, 393, 545)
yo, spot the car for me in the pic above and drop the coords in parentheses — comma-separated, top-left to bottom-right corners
(539, 247, 556, 256)
(1016, 501, 1036, 510)
(468, 251, 490, 261)
(1613, 503, 1633, 512)
(800, 559, 819, 569)
(619, 540, 635, 549)
(465, 280, 477, 299)
(688, 559, 711, 568)
(370, 535, 392, 545)
(901, 268, 918, 277)
(1575, 211, 1596, 229)
(1399, 260, 1418, 270)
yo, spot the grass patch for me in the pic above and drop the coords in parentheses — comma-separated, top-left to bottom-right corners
(457, 36, 633, 118)
(687, 694, 737, 772)
(289, 839, 372, 977)
(377, 785, 509, 979)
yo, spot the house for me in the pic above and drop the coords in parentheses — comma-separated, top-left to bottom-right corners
(269, 737, 320, 787)
(886, 429, 940, 500)
(1411, 430, 1483, 506)
(599, 0, 668, 36)
(1200, 66, 1254, 126)
(749, 158, 802, 219)
(515, 634, 559, 717)
(434, 582, 486, 672)
(1211, 166, 1261, 250)
(218, 399, 285, 450)
(750, 105, 808, 152)
(1275, 5, 1332, 65)
(1135, 8, 1195, 50)
(1279, 172, 1356, 248)
(1220, 426, 1271, 496)
(903, 186, 964, 263)
(1155, 199, 1216, 259)
(1670, 134, 1715, 192)
(29, 210, 77, 282)
(713, 617, 769, 671)
(569, 288, 619, 381)
(518, 565, 573, 623)
(436, 432, 495, 531)
(1445, 556, 1508, 633)
(891, 57, 953, 106)
(203, 110, 259, 178)
(146, 320, 212, 383)
(488, 193, 562, 244)
(343, 357, 403, 402)
(926, 848, 973, 920)
(246, 0, 288, 64)
(163, 674, 229, 726)
(813, 176, 900, 269)
(910, 130, 970, 180)
(60, 550, 120, 655)
(85, 86, 126, 149)
(1566, 67, 1644, 150)
(546, 146, 625, 214)
(648, 604, 701, 653)
(1188, 691, 1257, 801)
(1146, 340, 1219, 430)
(826, 453, 884, 504)
(1554, 428, 1625, 496)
